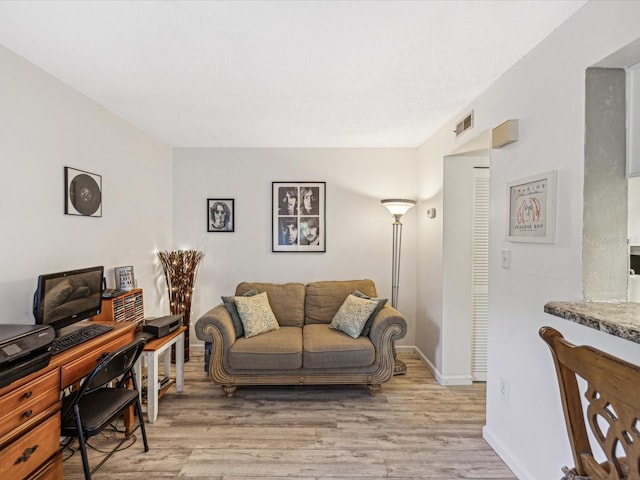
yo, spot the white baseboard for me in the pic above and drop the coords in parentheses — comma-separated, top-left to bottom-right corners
(437, 374, 473, 385)
(482, 425, 532, 480)
(395, 345, 415, 354)
(407, 345, 473, 386)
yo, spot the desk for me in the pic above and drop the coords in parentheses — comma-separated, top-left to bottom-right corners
(50, 321, 137, 389)
(134, 326, 186, 423)
(0, 320, 136, 480)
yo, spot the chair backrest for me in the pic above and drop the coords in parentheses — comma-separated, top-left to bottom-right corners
(62, 338, 146, 422)
(84, 337, 145, 391)
(539, 326, 640, 479)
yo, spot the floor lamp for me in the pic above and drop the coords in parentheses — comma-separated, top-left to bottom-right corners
(157, 249, 204, 363)
(381, 198, 416, 375)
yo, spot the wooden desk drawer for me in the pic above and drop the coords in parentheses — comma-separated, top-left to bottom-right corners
(61, 335, 132, 387)
(0, 369, 60, 440)
(0, 413, 60, 479)
(27, 450, 62, 480)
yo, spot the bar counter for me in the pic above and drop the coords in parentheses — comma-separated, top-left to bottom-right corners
(544, 301, 640, 344)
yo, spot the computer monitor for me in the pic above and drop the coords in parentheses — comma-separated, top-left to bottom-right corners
(33, 266, 104, 332)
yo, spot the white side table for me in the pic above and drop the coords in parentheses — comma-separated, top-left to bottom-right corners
(134, 326, 186, 423)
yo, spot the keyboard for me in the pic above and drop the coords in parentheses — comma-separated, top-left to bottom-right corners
(50, 323, 114, 355)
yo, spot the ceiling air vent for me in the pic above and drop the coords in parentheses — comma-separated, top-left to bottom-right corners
(454, 111, 474, 137)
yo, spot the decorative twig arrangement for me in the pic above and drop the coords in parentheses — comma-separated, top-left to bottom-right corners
(157, 249, 204, 362)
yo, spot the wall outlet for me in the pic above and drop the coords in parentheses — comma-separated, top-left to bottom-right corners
(499, 377, 510, 401)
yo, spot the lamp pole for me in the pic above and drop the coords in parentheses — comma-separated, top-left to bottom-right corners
(390, 215, 403, 310)
(381, 199, 416, 375)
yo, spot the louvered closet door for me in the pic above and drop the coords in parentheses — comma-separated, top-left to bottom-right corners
(472, 167, 489, 381)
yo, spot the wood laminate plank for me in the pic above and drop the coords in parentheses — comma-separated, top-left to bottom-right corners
(62, 353, 515, 479)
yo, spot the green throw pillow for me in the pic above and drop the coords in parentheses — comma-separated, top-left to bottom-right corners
(234, 292, 280, 338)
(329, 294, 379, 339)
(353, 290, 388, 336)
(222, 289, 258, 337)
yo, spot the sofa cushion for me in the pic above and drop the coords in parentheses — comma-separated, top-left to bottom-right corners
(305, 279, 378, 324)
(303, 324, 375, 369)
(236, 282, 305, 327)
(329, 294, 379, 339)
(352, 290, 388, 337)
(222, 288, 258, 337)
(235, 292, 280, 338)
(229, 326, 302, 370)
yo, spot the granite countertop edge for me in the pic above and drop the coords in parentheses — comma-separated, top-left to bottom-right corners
(544, 301, 640, 344)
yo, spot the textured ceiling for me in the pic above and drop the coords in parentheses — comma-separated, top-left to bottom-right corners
(0, 1, 587, 148)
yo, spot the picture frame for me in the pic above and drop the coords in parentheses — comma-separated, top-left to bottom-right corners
(506, 170, 557, 243)
(272, 181, 326, 252)
(207, 199, 235, 232)
(64, 166, 102, 217)
(114, 265, 135, 291)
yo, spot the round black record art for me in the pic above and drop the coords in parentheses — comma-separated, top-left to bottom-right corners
(69, 173, 102, 216)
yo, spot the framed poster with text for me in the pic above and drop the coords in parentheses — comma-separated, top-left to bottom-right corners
(506, 170, 557, 243)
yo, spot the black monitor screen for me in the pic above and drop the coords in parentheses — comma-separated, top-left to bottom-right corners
(33, 266, 104, 331)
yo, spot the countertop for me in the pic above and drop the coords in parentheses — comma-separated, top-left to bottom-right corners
(544, 301, 640, 344)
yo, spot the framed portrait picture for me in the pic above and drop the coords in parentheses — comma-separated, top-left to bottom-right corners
(207, 199, 234, 232)
(64, 166, 102, 217)
(272, 182, 326, 252)
(506, 170, 557, 243)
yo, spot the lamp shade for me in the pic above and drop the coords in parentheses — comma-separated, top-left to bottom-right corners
(380, 199, 416, 217)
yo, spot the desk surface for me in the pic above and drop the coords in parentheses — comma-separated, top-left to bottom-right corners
(544, 301, 640, 344)
(50, 320, 136, 364)
(0, 321, 137, 396)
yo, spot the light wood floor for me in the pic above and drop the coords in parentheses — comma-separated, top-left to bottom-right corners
(62, 352, 516, 479)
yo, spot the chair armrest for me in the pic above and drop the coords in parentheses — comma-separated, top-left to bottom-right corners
(368, 305, 407, 348)
(194, 303, 237, 346)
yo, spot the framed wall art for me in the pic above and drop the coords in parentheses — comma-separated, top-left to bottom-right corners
(64, 166, 102, 217)
(207, 198, 234, 232)
(114, 265, 135, 291)
(506, 170, 557, 243)
(272, 181, 325, 252)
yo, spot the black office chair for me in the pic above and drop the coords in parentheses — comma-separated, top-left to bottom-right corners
(61, 338, 149, 479)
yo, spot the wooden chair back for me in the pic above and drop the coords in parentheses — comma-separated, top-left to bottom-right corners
(539, 326, 640, 480)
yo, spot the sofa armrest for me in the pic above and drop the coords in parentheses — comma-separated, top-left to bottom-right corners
(194, 303, 237, 347)
(367, 305, 407, 348)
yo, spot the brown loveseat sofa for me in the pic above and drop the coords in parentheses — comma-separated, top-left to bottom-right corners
(194, 279, 407, 396)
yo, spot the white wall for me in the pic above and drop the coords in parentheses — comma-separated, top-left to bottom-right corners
(416, 134, 493, 383)
(5, 3, 640, 476)
(630, 176, 640, 243)
(415, 2, 640, 478)
(0, 44, 173, 324)
(416, 138, 444, 377)
(441, 152, 490, 384)
(172, 148, 418, 347)
(628, 62, 640, 178)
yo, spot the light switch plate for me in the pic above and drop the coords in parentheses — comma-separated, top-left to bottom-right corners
(501, 249, 511, 269)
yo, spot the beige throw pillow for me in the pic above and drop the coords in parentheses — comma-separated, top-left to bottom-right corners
(235, 292, 280, 338)
(329, 294, 379, 339)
